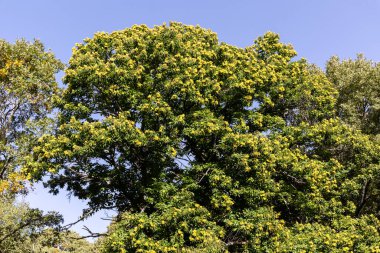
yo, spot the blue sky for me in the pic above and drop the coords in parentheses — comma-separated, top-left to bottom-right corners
(2, 0, 380, 238)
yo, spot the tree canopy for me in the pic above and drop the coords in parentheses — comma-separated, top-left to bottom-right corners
(23, 23, 380, 252)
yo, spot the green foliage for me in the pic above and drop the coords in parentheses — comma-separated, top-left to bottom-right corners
(0, 195, 97, 252)
(277, 216, 380, 252)
(0, 195, 63, 253)
(101, 185, 224, 252)
(0, 39, 63, 193)
(327, 54, 380, 135)
(32, 229, 98, 253)
(26, 23, 380, 252)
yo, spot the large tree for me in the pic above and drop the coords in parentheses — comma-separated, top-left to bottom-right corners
(28, 23, 380, 252)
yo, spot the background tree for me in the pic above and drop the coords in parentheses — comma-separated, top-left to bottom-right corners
(0, 39, 63, 193)
(0, 196, 96, 253)
(0, 195, 62, 253)
(27, 23, 380, 252)
(0, 39, 69, 252)
(31, 229, 98, 253)
(326, 54, 380, 135)
(326, 54, 380, 226)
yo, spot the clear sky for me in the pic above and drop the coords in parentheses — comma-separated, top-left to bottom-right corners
(2, 0, 380, 237)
